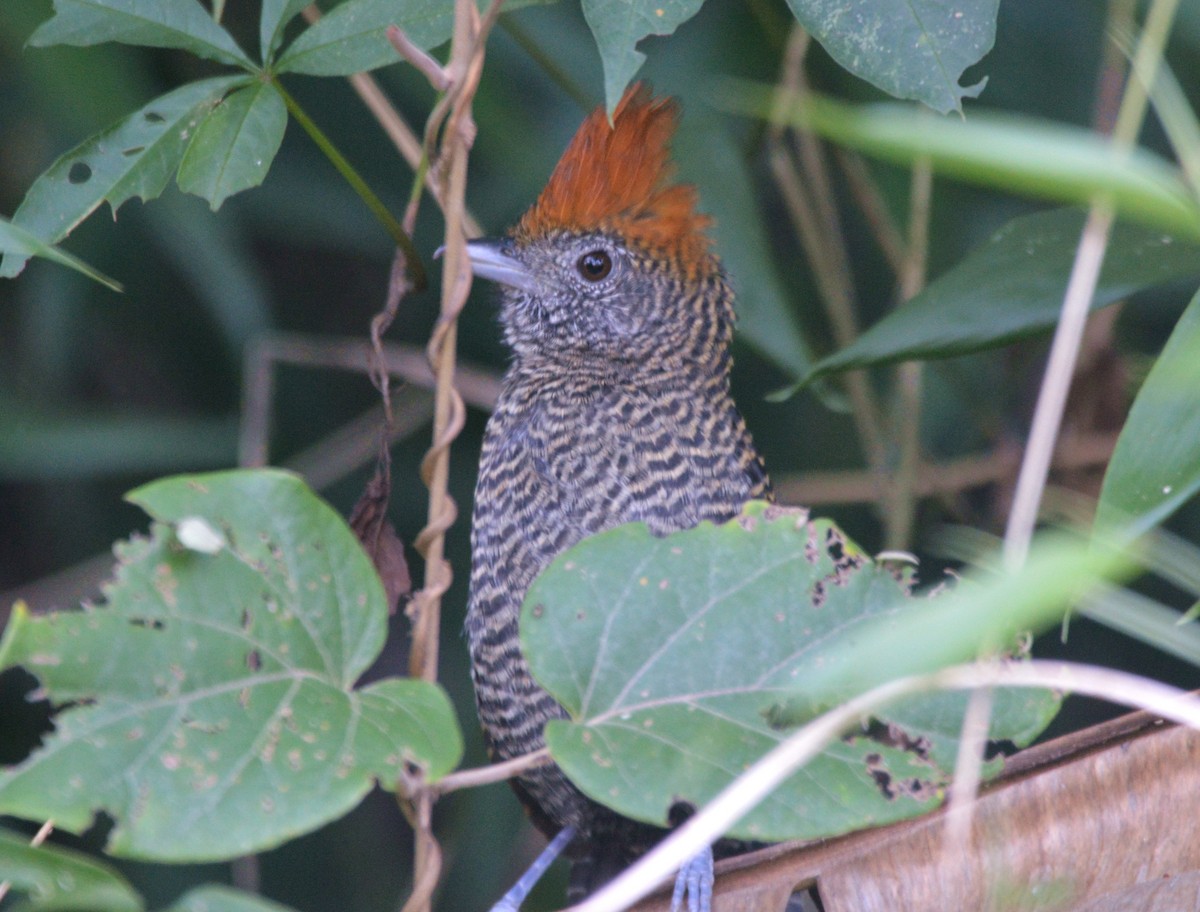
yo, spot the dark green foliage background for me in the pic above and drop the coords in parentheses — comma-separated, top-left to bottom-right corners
(2, 1, 1200, 911)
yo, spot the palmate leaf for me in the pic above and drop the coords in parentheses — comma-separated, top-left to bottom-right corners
(0, 470, 462, 861)
(785, 0, 996, 114)
(0, 76, 247, 279)
(1097, 288, 1200, 539)
(177, 81, 288, 211)
(274, 0, 454, 77)
(786, 209, 1200, 391)
(260, 0, 312, 64)
(0, 216, 121, 291)
(30, 0, 253, 68)
(522, 504, 1060, 842)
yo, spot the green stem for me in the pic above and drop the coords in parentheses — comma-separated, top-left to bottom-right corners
(274, 79, 426, 290)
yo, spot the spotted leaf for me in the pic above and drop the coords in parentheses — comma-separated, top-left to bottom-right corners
(523, 503, 1060, 841)
(0, 469, 461, 861)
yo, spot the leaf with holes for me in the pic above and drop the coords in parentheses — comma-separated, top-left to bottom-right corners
(522, 503, 1059, 841)
(0, 469, 462, 861)
(0, 76, 247, 279)
(177, 81, 288, 211)
(30, 0, 253, 68)
(785, 0, 996, 114)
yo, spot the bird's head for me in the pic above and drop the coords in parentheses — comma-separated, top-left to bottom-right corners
(467, 85, 733, 371)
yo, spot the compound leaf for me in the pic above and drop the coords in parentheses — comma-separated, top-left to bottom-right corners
(0, 76, 247, 279)
(30, 0, 253, 68)
(177, 81, 288, 211)
(275, 0, 453, 76)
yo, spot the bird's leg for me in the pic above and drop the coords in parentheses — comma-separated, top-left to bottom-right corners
(670, 846, 714, 912)
(488, 825, 577, 912)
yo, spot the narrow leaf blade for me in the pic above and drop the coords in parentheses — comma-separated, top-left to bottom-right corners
(793, 209, 1200, 387)
(30, 0, 253, 68)
(177, 82, 288, 211)
(1096, 288, 1200, 538)
(719, 85, 1200, 239)
(260, 0, 311, 63)
(0, 216, 122, 291)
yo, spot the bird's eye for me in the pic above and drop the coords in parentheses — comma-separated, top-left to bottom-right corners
(576, 250, 613, 282)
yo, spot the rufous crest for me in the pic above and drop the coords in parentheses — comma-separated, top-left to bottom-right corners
(514, 84, 715, 275)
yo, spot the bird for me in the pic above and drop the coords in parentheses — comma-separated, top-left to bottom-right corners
(464, 84, 771, 912)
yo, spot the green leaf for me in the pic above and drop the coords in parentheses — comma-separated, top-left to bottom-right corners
(165, 885, 302, 912)
(260, 0, 311, 63)
(789, 209, 1200, 389)
(1096, 288, 1200, 539)
(718, 85, 1200, 239)
(30, 0, 253, 69)
(523, 504, 1059, 842)
(0, 827, 143, 912)
(177, 82, 288, 211)
(582, 0, 705, 117)
(0, 216, 122, 291)
(784, 0, 995, 114)
(0, 469, 463, 861)
(773, 531, 1135, 722)
(274, 0, 453, 76)
(0, 76, 248, 279)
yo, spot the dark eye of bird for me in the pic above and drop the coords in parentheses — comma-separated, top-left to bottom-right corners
(576, 250, 613, 282)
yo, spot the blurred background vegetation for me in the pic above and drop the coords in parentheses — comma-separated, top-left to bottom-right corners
(2, 1, 1200, 910)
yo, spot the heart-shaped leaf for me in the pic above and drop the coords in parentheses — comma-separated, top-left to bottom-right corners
(523, 504, 1059, 842)
(0, 470, 462, 861)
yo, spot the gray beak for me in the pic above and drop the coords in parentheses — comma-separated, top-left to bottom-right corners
(465, 238, 538, 294)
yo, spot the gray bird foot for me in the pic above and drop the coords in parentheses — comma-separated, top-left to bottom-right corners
(670, 846, 714, 912)
(487, 825, 576, 912)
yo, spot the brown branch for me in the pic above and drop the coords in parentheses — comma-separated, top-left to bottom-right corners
(299, 5, 483, 238)
(431, 749, 553, 796)
(772, 431, 1120, 507)
(768, 25, 889, 477)
(401, 3, 502, 911)
(882, 150, 933, 551)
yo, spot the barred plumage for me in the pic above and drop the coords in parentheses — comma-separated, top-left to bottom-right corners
(465, 85, 770, 903)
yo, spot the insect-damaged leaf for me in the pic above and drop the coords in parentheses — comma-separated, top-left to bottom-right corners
(784, 0, 996, 114)
(522, 503, 1059, 842)
(0, 76, 247, 279)
(0, 469, 462, 861)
